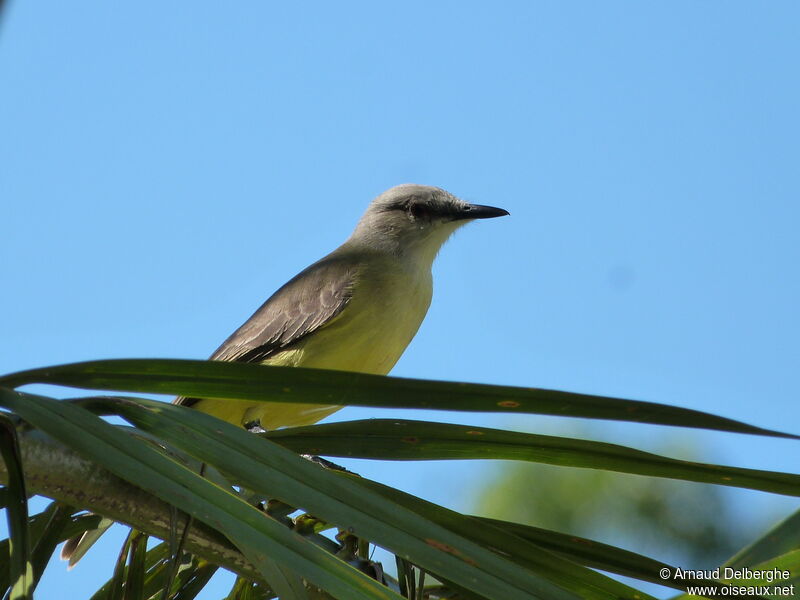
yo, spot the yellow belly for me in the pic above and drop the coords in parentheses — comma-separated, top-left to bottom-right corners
(193, 260, 432, 429)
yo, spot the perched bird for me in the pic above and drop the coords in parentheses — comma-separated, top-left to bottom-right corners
(175, 184, 508, 430)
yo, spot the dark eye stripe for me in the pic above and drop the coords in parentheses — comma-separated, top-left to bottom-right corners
(379, 195, 443, 216)
(409, 203, 430, 218)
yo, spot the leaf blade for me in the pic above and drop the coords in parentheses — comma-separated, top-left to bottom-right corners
(0, 413, 32, 600)
(0, 388, 403, 600)
(262, 419, 800, 496)
(2, 359, 796, 438)
(106, 396, 652, 600)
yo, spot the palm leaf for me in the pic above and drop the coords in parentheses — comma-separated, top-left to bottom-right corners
(261, 419, 800, 496)
(1, 358, 793, 599)
(0, 413, 32, 600)
(2, 359, 794, 438)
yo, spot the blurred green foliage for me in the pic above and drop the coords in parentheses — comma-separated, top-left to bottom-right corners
(476, 430, 775, 568)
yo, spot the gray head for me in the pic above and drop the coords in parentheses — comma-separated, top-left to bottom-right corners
(349, 184, 508, 263)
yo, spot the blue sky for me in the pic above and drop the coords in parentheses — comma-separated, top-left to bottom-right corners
(2, 2, 799, 597)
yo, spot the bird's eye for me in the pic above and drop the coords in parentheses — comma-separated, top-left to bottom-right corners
(408, 203, 428, 219)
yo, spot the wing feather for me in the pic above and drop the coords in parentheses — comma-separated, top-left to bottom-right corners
(175, 253, 357, 407)
(214, 255, 356, 362)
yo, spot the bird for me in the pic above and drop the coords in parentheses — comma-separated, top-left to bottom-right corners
(174, 184, 508, 430)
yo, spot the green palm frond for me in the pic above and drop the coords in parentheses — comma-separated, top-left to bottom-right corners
(1, 359, 797, 600)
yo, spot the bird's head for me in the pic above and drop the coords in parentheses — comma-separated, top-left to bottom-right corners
(349, 184, 509, 263)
